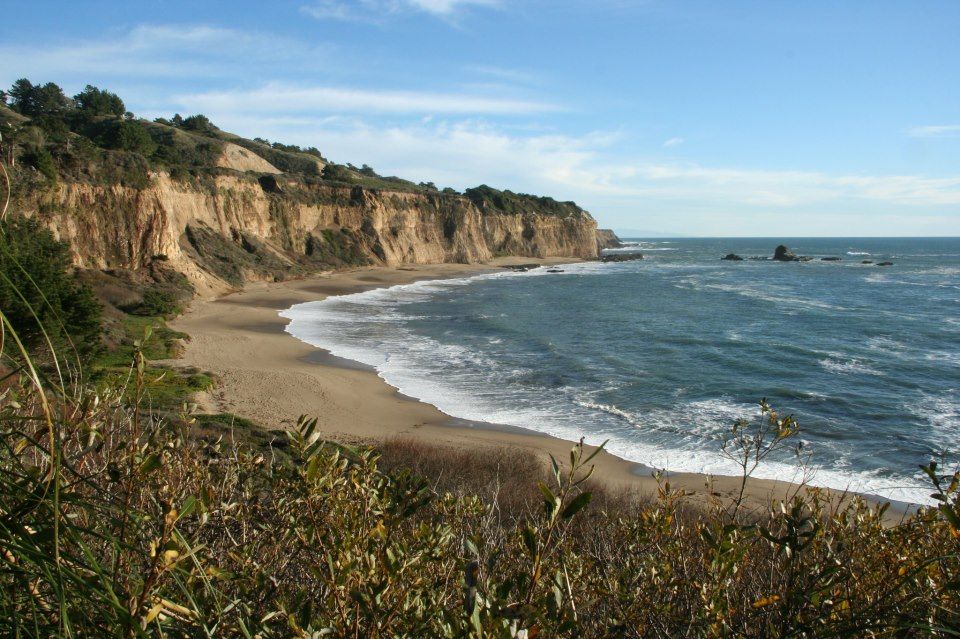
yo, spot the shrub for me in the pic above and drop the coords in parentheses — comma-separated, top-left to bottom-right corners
(22, 147, 57, 182)
(132, 285, 182, 317)
(1, 336, 958, 638)
(0, 215, 101, 363)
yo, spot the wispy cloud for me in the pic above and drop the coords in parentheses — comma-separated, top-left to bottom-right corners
(0, 24, 331, 82)
(407, 0, 500, 15)
(662, 136, 684, 148)
(203, 111, 960, 210)
(300, 0, 500, 22)
(907, 124, 960, 138)
(175, 83, 560, 115)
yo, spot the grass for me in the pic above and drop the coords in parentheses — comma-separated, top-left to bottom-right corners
(92, 312, 215, 411)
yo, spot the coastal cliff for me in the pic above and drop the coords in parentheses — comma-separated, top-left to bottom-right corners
(2, 93, 601, 297)
(18, 171, 599, 295)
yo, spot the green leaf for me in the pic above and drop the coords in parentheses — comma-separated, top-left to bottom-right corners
(561, 492, 592, 519)
(179, 495, 198, 518)
(522, 526, 538, 556)
(138, 453, 161, 476)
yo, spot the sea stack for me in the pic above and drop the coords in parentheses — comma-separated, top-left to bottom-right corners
(773, 245, 798, 261)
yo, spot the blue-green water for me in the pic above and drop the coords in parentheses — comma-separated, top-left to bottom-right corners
(282, 238, 960, 503)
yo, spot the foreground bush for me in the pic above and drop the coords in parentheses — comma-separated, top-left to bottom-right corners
(1, 348, 958, 638)
(0, 215, 102, 364)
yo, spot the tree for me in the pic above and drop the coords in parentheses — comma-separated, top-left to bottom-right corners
(73, 85, 126, 117)
(8, 79, 72, 118)
(104, 120, 157, 156)
(180, 114, 216, 134)
(0, 216, 102, 363)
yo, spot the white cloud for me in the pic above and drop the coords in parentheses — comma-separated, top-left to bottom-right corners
(300, 0, 499, 22)
(907, 124, 960, 138)
(174, 83, 560, 115)
(408, 0, 500, 14)
(662, 136, 684, 148)
(202, 111, 960, 211)
(0, 24, 330, 81)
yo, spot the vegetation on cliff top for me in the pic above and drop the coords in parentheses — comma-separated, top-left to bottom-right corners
(0, 78, 592, 220)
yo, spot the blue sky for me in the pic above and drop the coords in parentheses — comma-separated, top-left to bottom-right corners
(2, 0, 959, 236)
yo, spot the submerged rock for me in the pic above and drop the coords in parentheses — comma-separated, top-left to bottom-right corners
(821, 256, 842, 261)
(722, 253, 744, 261)
(876, 261, 894, 266)
(600, 252, 644, 263)
(861, 260, 874, 264)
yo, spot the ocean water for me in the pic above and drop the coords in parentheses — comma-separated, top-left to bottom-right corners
(281, 238, 960, 504)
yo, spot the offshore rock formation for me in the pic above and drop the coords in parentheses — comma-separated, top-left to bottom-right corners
(19, 172, 600, 296)
(596, 228, 623, 251)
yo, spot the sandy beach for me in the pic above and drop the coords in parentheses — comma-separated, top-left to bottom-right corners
(167, 259, 901, 516)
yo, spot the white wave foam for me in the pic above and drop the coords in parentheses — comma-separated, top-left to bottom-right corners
(819, 358, 883, 376)
(908, 392, 960, 454)
(700, 282, 848, 312)
(572, 397, 930, 503)
(847, 251, 871, 256)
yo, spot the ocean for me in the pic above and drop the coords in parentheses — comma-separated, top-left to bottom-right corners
(281, 238, 960, 504)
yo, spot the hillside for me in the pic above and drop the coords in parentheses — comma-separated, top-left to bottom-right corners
(1, 81, 600, 298)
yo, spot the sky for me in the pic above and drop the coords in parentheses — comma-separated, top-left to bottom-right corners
(2, 0, 959, 236)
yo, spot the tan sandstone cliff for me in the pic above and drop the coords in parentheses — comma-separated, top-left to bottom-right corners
(21, 171, 599, 296)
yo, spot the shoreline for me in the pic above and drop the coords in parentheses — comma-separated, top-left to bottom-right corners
(167, 259, 910, 521)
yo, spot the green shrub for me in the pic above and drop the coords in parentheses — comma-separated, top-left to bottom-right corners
(1, 329, 958, 639)
(132, 285, 182, 317)
(23, 147, 57, 182)
(0, 215, 101, 363)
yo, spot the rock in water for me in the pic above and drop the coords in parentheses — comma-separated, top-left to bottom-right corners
(821, 256, 842, 261)
(596, 229, 624, 251)
(773, 245, 798, 261)
(600, 253, 644, 263)
(722, 253, 744, 261)
(876, 261, 894, 266)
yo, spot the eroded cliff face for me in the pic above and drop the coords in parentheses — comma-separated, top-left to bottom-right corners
(21, 172, 598, 296)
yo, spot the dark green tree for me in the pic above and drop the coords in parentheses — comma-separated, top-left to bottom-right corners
(180, 114, 216, 134)
(73, 85, 126, 118)
(0, 216, 102, 363)
(8, 79, 72, 118)
(107, 121, 156, 155)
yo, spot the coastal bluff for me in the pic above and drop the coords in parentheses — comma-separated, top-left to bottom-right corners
(18, 172, 601, 296)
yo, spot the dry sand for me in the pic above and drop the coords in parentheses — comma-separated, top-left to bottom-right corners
(167, 259, 902, 518)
